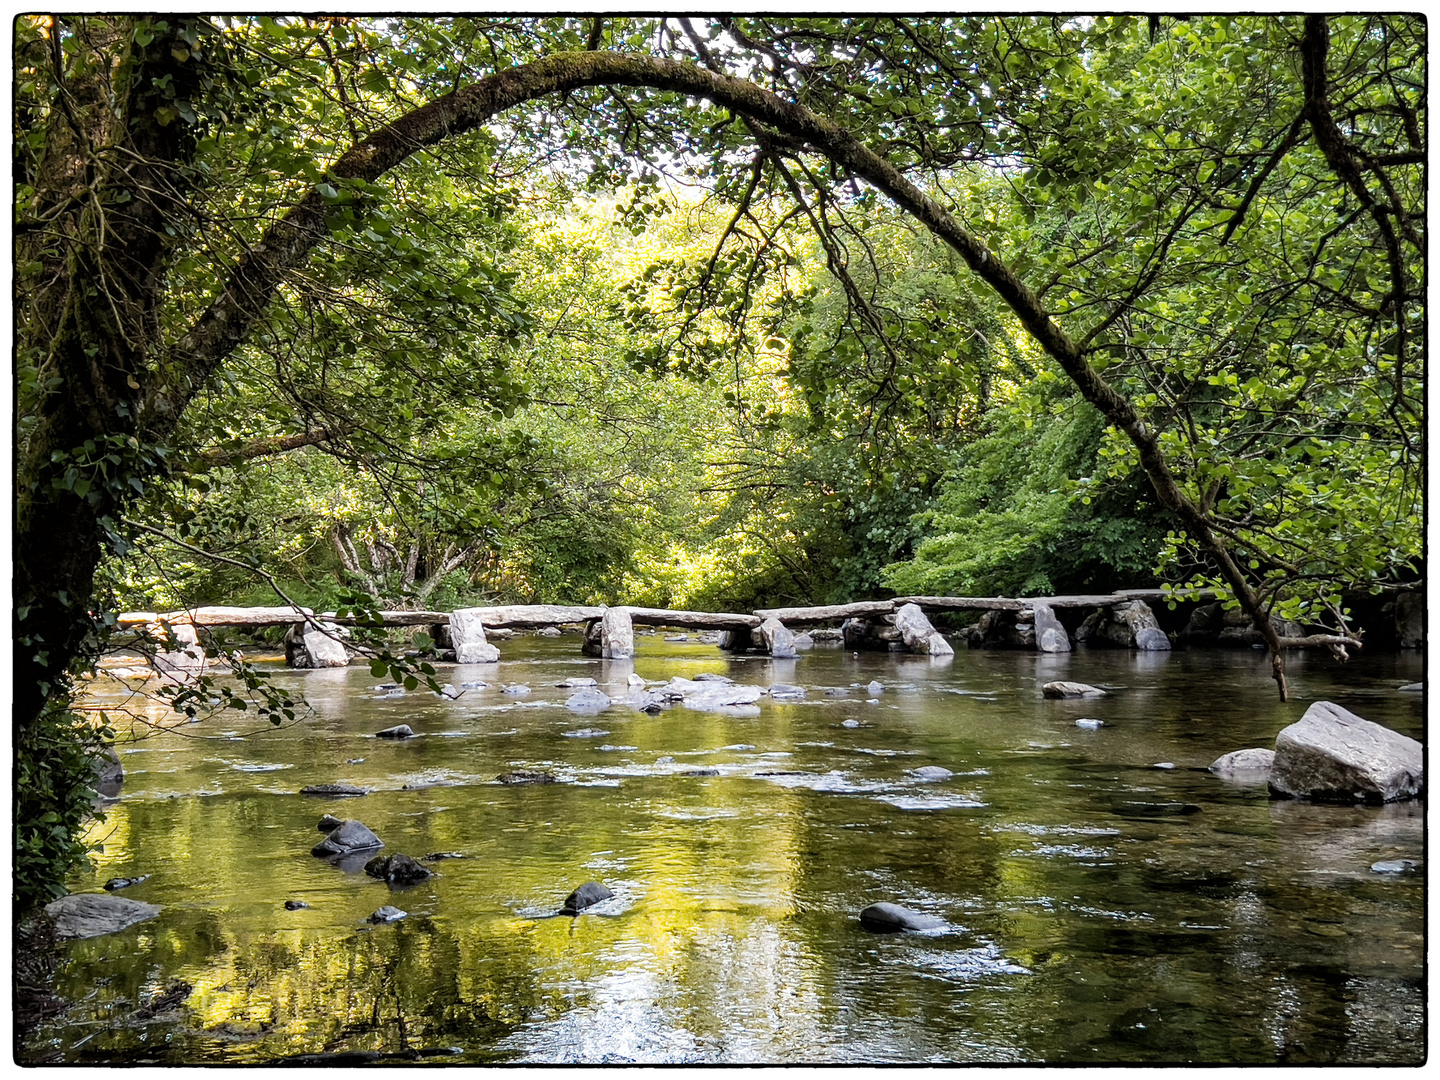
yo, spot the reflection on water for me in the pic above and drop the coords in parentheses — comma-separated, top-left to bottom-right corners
(30, 639, 1424, 1064)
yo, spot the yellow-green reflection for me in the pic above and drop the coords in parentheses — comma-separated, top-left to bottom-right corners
(32, 639, 1425, 1064)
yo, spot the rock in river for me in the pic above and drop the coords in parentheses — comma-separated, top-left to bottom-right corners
(301, 783, 368, 797)
(1370, 859, 1420, 874)
(908, 766, 954, 781)
(1209, 748, 1275, 780)
(311, 820, 384, 858)
(497, 770, 557, 785)
(565, 688, 612, 712)
(317, 814, 343, 832)
(45, 893, 161, 940)
(368, 905, 407, 924)
(103, 875, 150, 891)
(859, 902, 946, 933)
(284, 900, 311, 910)
(561, 881, 614, 914)
(375, 724, 416, 740)
(364, 853, 434, 886)
(1269, 701, 1423, 803)
(1043, 681, 1107, 698)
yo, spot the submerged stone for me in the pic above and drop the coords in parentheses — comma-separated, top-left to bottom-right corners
(103, 875, 149, 891)
(497, 770, 557, 785)
(311, 820, 384, 858)
(1043, 681, 1107, 698)
(561, 881, 614, 914)
(45, 893, 161, 940)
(375, 725, 415, 740)
(1209, 748, 1275, 781)
(364, 853, 434, 886)
(1370, 859, 1420, 874)
(859, 902, 945, 933)
(909, 766, 954, 781)
(368, 905, 407, 924)
(301, 783, 368, 797)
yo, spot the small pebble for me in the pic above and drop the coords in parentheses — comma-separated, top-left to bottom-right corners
(284, 900, 310, 910)
(1152, 762, 1175, 770)
(1075, 718, 1104, 729)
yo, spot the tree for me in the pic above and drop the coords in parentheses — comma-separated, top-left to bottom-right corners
(14, 15, 1422, 906)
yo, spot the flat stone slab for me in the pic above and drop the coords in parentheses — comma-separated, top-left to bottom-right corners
(45, 893, 161, 940)
(1270, 701, 1423, 803)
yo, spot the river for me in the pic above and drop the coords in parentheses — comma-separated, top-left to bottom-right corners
(28, 636, 1425, 1064)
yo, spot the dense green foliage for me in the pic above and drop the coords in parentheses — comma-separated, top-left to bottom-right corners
(13, 15, 1423, 908)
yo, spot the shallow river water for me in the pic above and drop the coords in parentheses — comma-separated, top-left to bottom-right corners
(33, 637, 1425, 1064)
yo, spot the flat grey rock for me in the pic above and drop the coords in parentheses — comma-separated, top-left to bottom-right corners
(375, 725, 415, 740)
(859, 902, 945, 933)
(557, 677, 598, 688)
(1398, 683, 1423, 693)
(502, 684, 531, 697)
(45, 893, 161, 940)
(368, 905, 407, 923)
(1270, 701, 1423, 803)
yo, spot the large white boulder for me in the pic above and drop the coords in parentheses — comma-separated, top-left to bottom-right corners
(1269, 701, 1422, 803)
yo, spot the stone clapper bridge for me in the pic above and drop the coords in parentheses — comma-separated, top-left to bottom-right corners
(115, 590, 1209, 671)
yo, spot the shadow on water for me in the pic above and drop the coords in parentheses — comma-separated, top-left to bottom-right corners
(30, 638, 1425, 1064)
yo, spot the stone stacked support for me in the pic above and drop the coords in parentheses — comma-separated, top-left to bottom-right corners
(449, 608, 500, 663)
(285, 617, 349, 668)
(1031, 601, 1071, 653)
(753, 616, 798, 658)
(153, 620, 208, 677)
(893, 603, 955, 656)
(582, 607, 635, 659)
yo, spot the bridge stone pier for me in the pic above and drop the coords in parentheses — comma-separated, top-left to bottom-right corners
(115, 589, 1211, 669)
